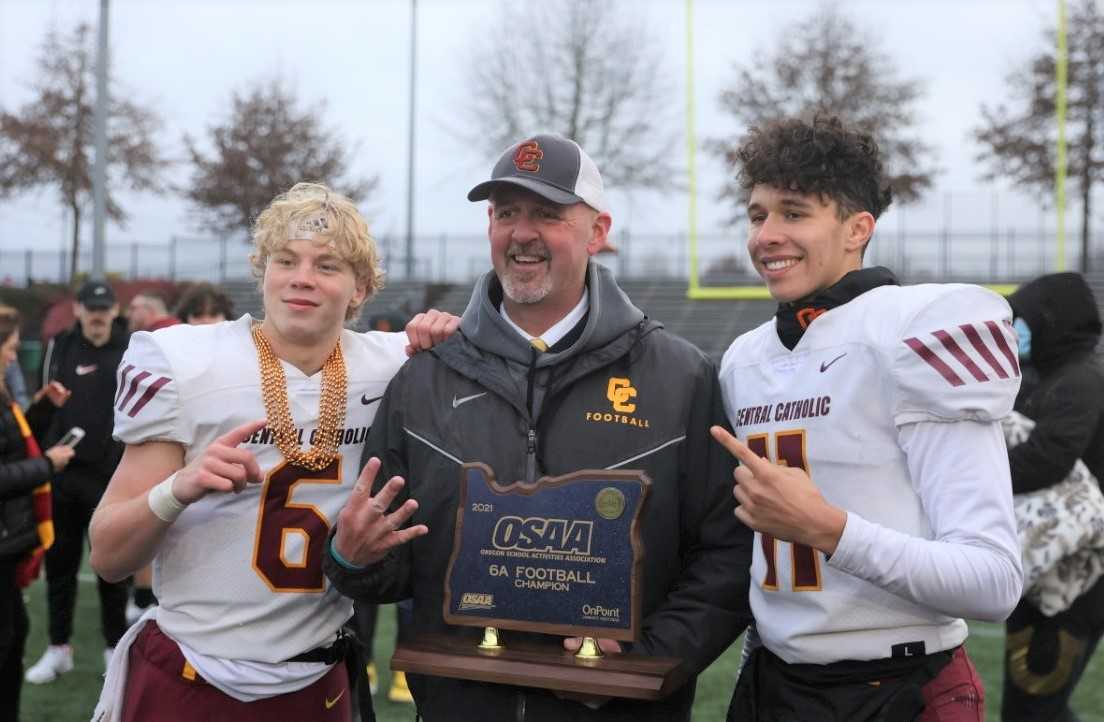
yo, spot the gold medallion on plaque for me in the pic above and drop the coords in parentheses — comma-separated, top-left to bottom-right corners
(595, 487, 626, 520)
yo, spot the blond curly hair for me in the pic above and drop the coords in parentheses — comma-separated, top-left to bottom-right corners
(250, 182, 384, 321)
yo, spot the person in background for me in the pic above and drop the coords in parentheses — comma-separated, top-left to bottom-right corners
(126, 290, 179, 333)
(0, 305, 30, 409)
(1002, 271, 1104, 722)
(175, 283, 235, 326)
(25, 280, 131, 684)
(0, 306, 73, 721)
(3, 363, 29, 409)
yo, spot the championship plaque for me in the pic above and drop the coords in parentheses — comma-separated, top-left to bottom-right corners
(391, 463, 687, 700)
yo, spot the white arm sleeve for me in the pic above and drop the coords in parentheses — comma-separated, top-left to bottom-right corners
(829, 419, 1023, 621)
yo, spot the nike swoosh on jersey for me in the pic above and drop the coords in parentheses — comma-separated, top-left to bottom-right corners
(361, 394, 384, 405)
(452, 392, 488, 408)
(819, 353, 847, 372)
(324, 689, 345, 709)
(75, 364, 99, 376)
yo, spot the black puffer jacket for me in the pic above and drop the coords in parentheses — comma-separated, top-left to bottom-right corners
(1007, 272, 1104, 491)
(0, 396, 56, 560)
(326, 263, 753, 722)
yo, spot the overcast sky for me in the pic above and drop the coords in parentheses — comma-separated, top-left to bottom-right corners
(0, 0, 1063, 277)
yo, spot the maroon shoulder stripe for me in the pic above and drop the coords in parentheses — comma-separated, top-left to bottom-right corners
(116, 370, 151, 412)
(126, 376, 171, 418)
(986, 320, 1021, 377)
(960, 324, 1009, 379)
(933, 330, 989, 382)
(904, 337, 965, 387)
(115, 364, 135, 404)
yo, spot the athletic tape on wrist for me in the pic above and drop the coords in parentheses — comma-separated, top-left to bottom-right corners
(148, 473, 188, 522)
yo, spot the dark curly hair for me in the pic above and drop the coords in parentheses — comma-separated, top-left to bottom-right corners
(175, 283, 234, 324)
(736, 115, 893, 220)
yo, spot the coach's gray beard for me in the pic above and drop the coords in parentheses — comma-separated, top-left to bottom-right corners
(500, 243, 553, 304)
(500, 266, 553, 305)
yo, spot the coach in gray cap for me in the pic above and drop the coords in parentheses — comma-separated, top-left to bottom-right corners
(326, 134, 753, 722)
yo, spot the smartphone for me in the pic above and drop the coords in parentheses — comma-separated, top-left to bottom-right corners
(58, 427, 85, 448)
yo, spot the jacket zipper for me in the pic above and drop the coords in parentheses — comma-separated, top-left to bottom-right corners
(525, 427, 538, 483)
(525, 345, 539, 483)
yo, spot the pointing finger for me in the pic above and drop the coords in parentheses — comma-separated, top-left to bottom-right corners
(710, 426, 772, 474)
(211, 446, 263, 484)
(217, 419, 268, 448)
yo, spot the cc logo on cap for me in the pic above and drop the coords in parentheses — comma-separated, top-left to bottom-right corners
(513, 140, 543, 172)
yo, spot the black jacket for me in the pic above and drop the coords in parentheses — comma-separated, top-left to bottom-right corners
(0, 396, 55, 560)
(40, 316, 129, 502)
(1007, 272, 1104, 491)
(325, 263, 753, 722)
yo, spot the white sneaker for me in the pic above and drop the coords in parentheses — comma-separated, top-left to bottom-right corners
(103, 647, 115, 671)
(24, 644, 74, 684)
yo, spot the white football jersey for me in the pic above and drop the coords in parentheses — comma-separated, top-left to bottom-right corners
(114, 315, 407, 666)
(719, 284, 1021, 664)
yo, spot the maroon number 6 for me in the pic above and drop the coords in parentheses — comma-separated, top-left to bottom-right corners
(252, 459, 341, 592)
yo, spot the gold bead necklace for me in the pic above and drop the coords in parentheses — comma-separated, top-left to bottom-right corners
(251, 325, 348, 471)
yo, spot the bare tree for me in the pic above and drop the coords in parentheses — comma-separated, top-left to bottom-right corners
(713, 6, 936, 220)
(184, 79, 376, 238)
(460, 0, 678, 191)
(974, 0, 1103, 271)
(0, 23, 165, 281)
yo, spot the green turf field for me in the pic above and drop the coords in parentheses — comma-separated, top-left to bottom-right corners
(17, 569, 1104, 721)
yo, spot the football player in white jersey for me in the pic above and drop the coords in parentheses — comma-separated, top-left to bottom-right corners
(87, 183, 457, 722)
(713, 116, 1024, 722)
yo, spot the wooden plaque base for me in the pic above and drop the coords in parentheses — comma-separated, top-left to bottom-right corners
(391, 634, 687, 701)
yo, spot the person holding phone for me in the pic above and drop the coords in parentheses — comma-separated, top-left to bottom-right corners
(57, 428, 85, 448)
(0, 307, 73, 720)
(26, 280, 132, 684)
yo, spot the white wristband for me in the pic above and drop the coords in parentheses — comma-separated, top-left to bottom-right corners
(148, 474, 188, 523)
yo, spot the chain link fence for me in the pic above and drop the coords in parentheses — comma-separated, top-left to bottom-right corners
(0, 228, 1098, 288)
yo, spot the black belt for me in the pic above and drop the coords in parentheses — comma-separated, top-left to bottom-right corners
(286, 631, 352, 665)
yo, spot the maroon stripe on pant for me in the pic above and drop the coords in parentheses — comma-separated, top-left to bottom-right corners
(121, 621, 352, 722)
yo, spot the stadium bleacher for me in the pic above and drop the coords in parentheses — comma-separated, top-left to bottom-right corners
(223, 270, 1104, 360)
